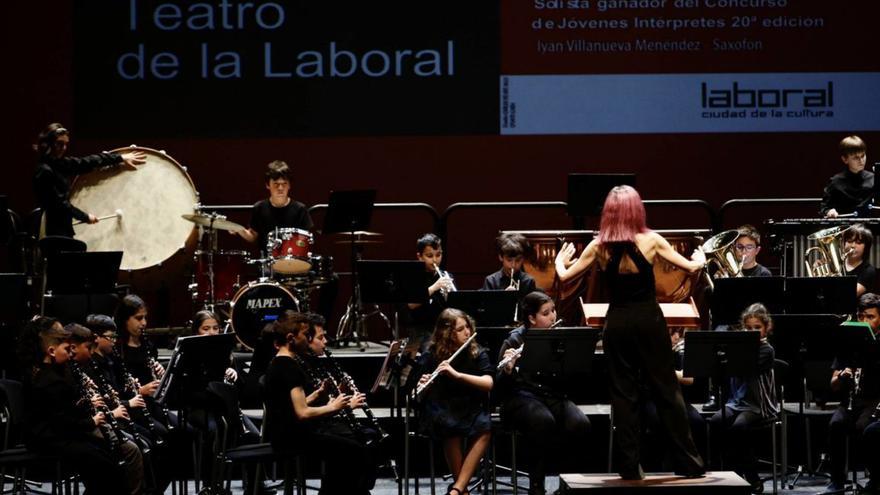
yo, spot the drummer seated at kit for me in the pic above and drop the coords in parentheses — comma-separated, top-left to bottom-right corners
(481, 232, 537, 300)
(734, 225, 772, 277)
(821, 135, 872, 219)
(233, 160, 314, 250)
(843, 223, 876, 296)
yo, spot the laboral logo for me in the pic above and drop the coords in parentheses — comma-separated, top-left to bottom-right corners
(701, 81, 833, 119)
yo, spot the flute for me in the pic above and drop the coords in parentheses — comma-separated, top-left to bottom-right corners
(496, 318, 563, 371)
(413, 333, 477, 399)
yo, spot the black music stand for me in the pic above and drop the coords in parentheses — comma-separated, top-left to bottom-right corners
(156, 333, 237, 409)
(518, 328, 601, 390)
(324, 190, 377, 347)
(710, 277, 785, 328)
(358, 259, 425, 339)
(567, 173, 636, 228)
(42, 251, 122, 323)
(447, 290, 519, 327)
(684, 330, 761, 429)
(784, 277, 857, 315)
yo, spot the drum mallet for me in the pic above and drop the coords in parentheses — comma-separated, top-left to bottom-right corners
(73, 209, 123, 225)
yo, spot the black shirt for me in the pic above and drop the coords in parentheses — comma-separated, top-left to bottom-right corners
(742, 263, 772, 277)
(831, 342, 880, 408)
(846, 262, 877, 294)
(265, 355, 310, 447)
(405, 271, 447, 341)
(481, 269, 537, 300)
(33, 152, 122, 237)
(118, 342, 158, 387)
(820, 169, 874, 217)
(249, 199, 314, 251)
(25, 363, 97, 446)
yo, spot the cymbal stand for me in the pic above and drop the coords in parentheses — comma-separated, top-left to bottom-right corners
(335, 228, 391, 350)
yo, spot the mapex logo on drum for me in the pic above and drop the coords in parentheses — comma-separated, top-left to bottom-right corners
(247, 298, 283, 309)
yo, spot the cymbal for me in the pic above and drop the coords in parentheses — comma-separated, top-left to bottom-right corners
(331, 231, 382, 236)
(181, 213, 245, 232)
(333, 239, 383, 245)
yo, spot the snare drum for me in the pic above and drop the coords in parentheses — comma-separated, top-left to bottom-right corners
(268, 228, 312, 274)
(190, 250, 250, 303)
(230, 281, 299, 350)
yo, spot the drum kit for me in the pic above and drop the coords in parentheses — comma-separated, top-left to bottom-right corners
(181, 213, 343, 349)
(68, 146, 382, 350)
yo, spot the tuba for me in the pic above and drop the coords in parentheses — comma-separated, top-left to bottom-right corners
(700, 230, 745, 289)
(804, 225, 853, 277)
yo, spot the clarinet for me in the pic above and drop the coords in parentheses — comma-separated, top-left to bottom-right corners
(69, 361, 127, 465)
(322, 349, 389, 442)
(295, 353, 372, 445)
(848, 368, 862, 412)
(118, 359, 164, 446)
(88, 361, 154, 454)
(145, 351, 174, 431)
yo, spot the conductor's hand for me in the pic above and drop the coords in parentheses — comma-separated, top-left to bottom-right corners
(139, 380, 160, 397)
(436, 360, 460, 380)
(350, 392, 367, 409)
(826, 208, 839, 219)
(120, 151, 147, 170)
(555, 242, 577, 270)
(328, 394, 351, 412)
(87, 214, 99, 224)
(128, 395, 146, 409)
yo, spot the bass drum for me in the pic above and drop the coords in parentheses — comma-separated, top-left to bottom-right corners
(230, 281, 299, 350)
(70, 146, 198, 270)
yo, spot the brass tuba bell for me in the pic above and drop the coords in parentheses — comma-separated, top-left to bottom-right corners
(804, 225, 853, 277)
(701, 230, 746, 286)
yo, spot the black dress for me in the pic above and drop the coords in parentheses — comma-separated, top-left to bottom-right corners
(416, 347, 492, 440)
(601, 241, 704, 477)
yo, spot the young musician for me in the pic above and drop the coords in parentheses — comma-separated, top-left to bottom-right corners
(825, 292, 880, 493)
(496, 291, 590, 494)
(191, 310, 237, 383)
(406, 233, 455, 345)
(709, 304, 778, 494)
(555, 185, 706, 480)
(735, 225, 772, 277)
(32, 122, 146, 238)
(115, 295, 163, 392)
(843, 223, 877, 296)
(233, 160, 314, 249)
(19, 317, 143, 495)
(265, 311, 375, 495)
(481, 232, 537, 300)
(416, 308, 493, 495)
(821, 135, 872, 218)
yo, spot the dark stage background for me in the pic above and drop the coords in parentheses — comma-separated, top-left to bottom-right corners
(3, 1, 880, 329)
